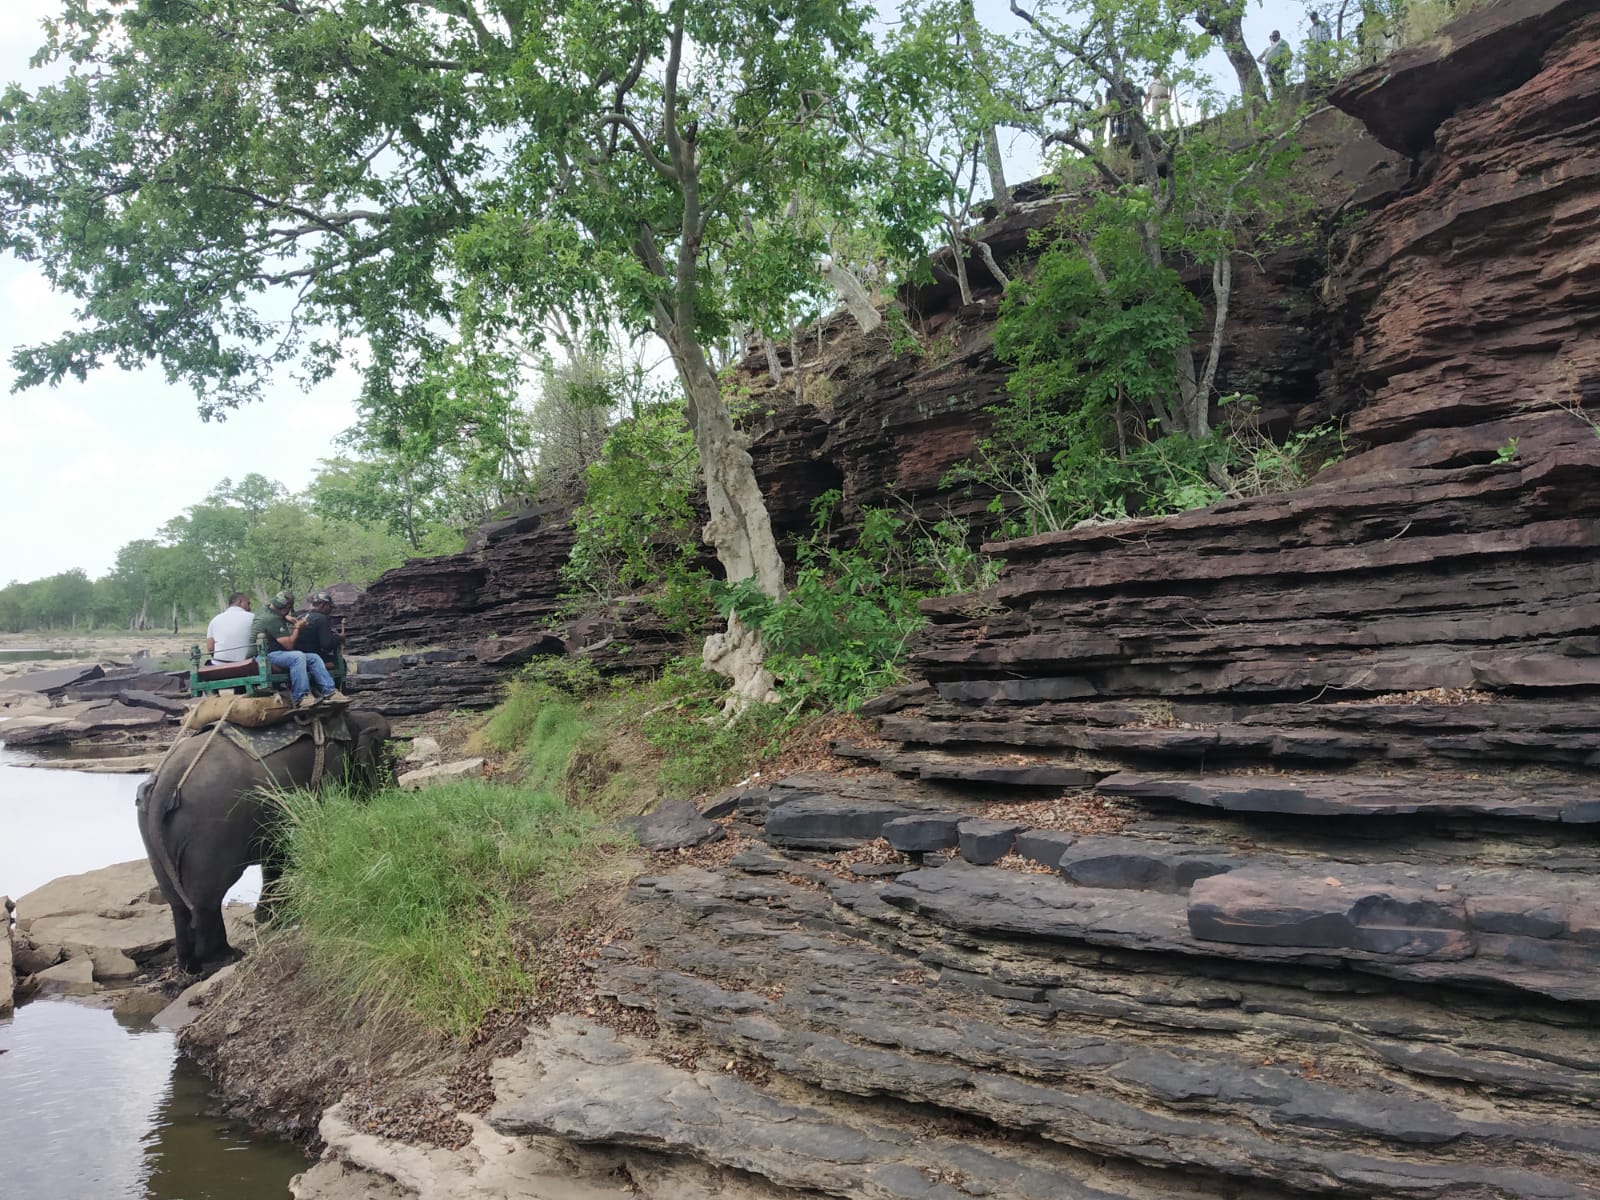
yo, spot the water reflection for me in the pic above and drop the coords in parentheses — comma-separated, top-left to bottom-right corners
(0, 742, 150, 898)
(0, 1001, 304, 1199)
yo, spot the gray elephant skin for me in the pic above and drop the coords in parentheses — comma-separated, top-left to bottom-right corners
(136, 709, 393, 974)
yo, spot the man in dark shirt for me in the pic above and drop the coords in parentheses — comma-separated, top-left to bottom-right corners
(300, 590, 346, 665)
(251, 591, 346, 709)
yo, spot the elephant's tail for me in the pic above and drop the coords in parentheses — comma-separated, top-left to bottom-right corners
(138, 762, 201, 919)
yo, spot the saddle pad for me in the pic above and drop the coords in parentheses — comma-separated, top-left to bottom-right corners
(219, 711, 351, 763)
(183, 693, 294, 731)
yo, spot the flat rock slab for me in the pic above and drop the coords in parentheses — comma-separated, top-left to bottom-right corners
(152, 963, 238, 1031)
(883, 814, 962, 854)
(1058, 837, 1245, 893)
(0, 664, 104, 693)
(15, 860, 160, 922)
(491, 1018, 1153, 1200)
(860, 746, 1110, 789)
(600, 865, 1600, 1197)
(1188, 869, 1472, 958)
(765, 795, 915, 849)
(880, 860, 1600, 1002)
(30, 955, 97, 996)
(957, 818, 1025, 865)
(0, 701, 171, 746)
(397, 758, 485, 790)
(14, 752, 164, 774)
(1097, 771, 1600, 823)
(472, 633, 566, 667)
(624, 799, 725, 851)
(65, 670, 186, 699)
(24, 907, 179, 961)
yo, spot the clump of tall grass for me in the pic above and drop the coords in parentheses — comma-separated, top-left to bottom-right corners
(274, 779, 631, 1037)
(474, 659, 609, 792)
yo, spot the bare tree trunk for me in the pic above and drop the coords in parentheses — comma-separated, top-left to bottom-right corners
(947, 222, 974, 306)
(762, 334, 784, 383)
(657, 313, 784, 711)
(1194, 4, 1267, 102)
(789, 331, 805, 402)
(967, 237, 1012, 290)
(1195, 255, 1233, 419)
(820, 255, 882, 333)
(1173, 347, 1206, 439)
(960, 0, 1013, 214)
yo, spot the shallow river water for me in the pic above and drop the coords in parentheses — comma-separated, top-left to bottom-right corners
(1, 737, 302, 1200)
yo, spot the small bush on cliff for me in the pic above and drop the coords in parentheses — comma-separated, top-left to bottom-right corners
(277, 780, 630, 1036)
(718, 492, 927, 712)
(561, 402, 711, 632)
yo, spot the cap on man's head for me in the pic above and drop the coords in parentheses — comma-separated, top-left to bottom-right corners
(309, 590, 333, 607)
(270, 591, 293, 610)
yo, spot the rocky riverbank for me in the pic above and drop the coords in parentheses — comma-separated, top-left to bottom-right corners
(2, 859, 252, 1020)
(127, 2, 1600, 1197)
(0, 635, 197, 764)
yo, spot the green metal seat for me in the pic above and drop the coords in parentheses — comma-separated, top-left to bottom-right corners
(189, 634, 347, 699)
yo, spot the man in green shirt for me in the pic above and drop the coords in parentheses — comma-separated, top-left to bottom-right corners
(252, 591, 346, 709)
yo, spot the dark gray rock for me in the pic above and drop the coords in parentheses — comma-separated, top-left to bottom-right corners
(729, 850, 788, 874)
(1096, 770, 1600, 824)
(0, 664, 104, 693)
(66, 670, 185, 699)
(1015, 830, 1077, 870)
(624, 800, 726, 851)
(764, 796, 912, 849)
(958, 819, 1024, 865)
(351, 655, 407, 677)
(699, 788, 744, 820)
(473, 633, 567, 667)
(1187, 870, 1473, 959)
(1058, 838, 1244, 893)
(883, 815, 962, 854)
(119, 690, 189, 716)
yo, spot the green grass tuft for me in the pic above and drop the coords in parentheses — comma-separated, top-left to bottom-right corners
(275, 779, 630, 1037)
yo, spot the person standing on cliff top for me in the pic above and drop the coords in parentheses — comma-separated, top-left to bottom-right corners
(1258, 30, 1292, 99)
(1145, 75, 1173, 129)
(1306, 13, 1335, 89)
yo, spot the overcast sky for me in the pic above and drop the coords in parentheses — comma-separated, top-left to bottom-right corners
(0, 0, 1310, 586)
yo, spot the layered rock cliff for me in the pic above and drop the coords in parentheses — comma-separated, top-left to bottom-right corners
(342, 98, 1396, 711)
(256, 3, 1600, 1197)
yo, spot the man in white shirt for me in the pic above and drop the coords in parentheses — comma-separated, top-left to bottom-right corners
(1257, 30, 1292, 99)
(205, 592, 256, 663)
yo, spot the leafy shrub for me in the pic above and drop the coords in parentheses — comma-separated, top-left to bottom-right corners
(562, 402, 706, 610)
(718, 492, 926, 712)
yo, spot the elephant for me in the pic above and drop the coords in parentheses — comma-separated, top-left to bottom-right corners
(136, 707, 393, 975)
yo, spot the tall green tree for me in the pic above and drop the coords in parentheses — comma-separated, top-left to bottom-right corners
(1, 0, 932, 707)
(1002, 0, 1301, 440)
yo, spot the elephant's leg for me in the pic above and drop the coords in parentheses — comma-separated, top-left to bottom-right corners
(169, 897, 201, 975)
(189, 899, 238, 973)
(255, 854, 287, 926)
